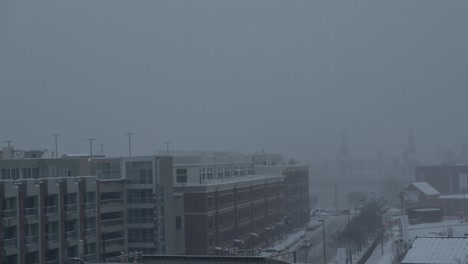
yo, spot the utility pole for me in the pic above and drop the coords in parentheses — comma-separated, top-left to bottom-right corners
(125, 133, 133, 156)
(165, 141, 171, 155)
(86, 139, 95, 156)
(335, 182, 338, 216)
(53, 134, 59, 158)
(400, 192, 405, 237)
(463, 187, 466, 222)
(318, 219, 326, 264)
(100, 143, 104, 156)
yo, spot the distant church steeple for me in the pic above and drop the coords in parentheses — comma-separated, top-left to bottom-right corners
(336, 130, 352, 178)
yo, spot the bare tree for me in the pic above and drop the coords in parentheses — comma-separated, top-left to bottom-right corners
(346, 191, 367, 214)
(296, 247, 310, 263)
(381, 174, 404, 207)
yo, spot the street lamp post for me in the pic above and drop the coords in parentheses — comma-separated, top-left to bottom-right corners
(86, 139, 95, 156)
(125, 133, 133, 156)
(53, 134, 59, 158)
(462, 187, 466, 222)
(317, 219, 326, 264)
(165, 141, 171, 155)
(346, 210, 352, 264)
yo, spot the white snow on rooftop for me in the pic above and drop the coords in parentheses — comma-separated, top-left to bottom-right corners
(439, 194, 468, 199)
(402, 237, 468, 264)
(411, 182, 440, 196)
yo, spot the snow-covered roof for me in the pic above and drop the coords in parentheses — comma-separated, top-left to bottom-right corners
(402, 237, 468, 264)
(439, 194, 468, 199)
(411, 182, 440, 196)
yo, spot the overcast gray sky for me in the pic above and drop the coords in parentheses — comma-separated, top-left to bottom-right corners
(1, 0, 468, 161)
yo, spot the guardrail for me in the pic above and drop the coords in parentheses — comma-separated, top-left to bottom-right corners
(26, 235, 39, 244)
(65, 204, 77, 213)
(4, 238, 17, 247)
(65, 231, 78, 240)
(46, 206, 58, 214)
(2, 209, 16, 218)
(24, 207, 38, 216)
(45, 233, 58, 242)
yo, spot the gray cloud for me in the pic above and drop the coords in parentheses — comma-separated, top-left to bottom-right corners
(1, 0, 468, 161)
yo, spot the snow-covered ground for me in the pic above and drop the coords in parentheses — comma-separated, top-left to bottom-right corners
(269, 228, 306, 252)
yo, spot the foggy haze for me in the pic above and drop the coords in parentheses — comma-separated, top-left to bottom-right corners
(1, 0, 468, 162)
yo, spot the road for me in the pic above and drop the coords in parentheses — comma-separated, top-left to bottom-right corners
(285, 215, 348, 264)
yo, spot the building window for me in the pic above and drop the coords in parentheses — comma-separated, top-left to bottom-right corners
(207, 196, 213, 207)
(208, 215, 214, 228)
(126, 161, 153, 184)
(208, 234, 214, 247)
(127, 208, 153, 223)
(176, 216, 182, 230)
(176, 168, 188, 183)
(127, 189, 153, 204)
(128, 228, 154, 243)
(460, 173, 468, 189)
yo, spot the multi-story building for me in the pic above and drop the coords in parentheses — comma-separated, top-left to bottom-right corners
(90, 156, 175, 256)
(0, 154, 175, 262)
(98, 178, 127, 261)
(415, 164, 468, 194)
(253, 154, 310, 232)
(172, 153, 286, 255)
(0, 146, 47, 160)
(0, 176, 99, 264)
(0, 157, 91, 180)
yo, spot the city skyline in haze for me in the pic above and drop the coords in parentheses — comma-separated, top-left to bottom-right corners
(2, 1, 468, 162)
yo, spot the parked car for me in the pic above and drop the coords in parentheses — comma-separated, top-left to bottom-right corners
(300, 239, 311, 248)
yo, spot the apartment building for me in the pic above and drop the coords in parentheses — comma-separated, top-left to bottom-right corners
(0, 176, 99, 264)
(253, 154, 310, 231)
(91, 156, 175, 256)
(172, 153, 286, 255)
(0, 157, 91, 180)
(0, 155, 175, 262)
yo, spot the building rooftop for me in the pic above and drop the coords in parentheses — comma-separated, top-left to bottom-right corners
(142, 255, 289, 264)
(411, 182, 440, 196)
(402, 237, 468, 264)
(178, 174, 284, 187)
(439, 193, 468, 199)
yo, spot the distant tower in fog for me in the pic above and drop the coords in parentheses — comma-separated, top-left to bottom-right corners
(402, 128, 417, 177)
(336, 130, 352, 178)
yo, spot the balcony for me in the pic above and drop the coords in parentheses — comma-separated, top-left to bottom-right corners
(84, 203, 96, 211)
(4, 238, 17, 247)
(85, 228, 96, 237)
(65, 258, 79, 264)
(24, 207, 38, 216)
(26, 235, 39, 244)
(2, 209, 16, 218)
(101, 198, 124, 207)
(65, 230, 78, 240)
(85, 253, 97, 262)
(102, 218, 124, 226)
(106, 236, 125, 245)
(46, 233, 58, 242)
(65, 204, 77, 213)
(45, 206, 58, 215)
